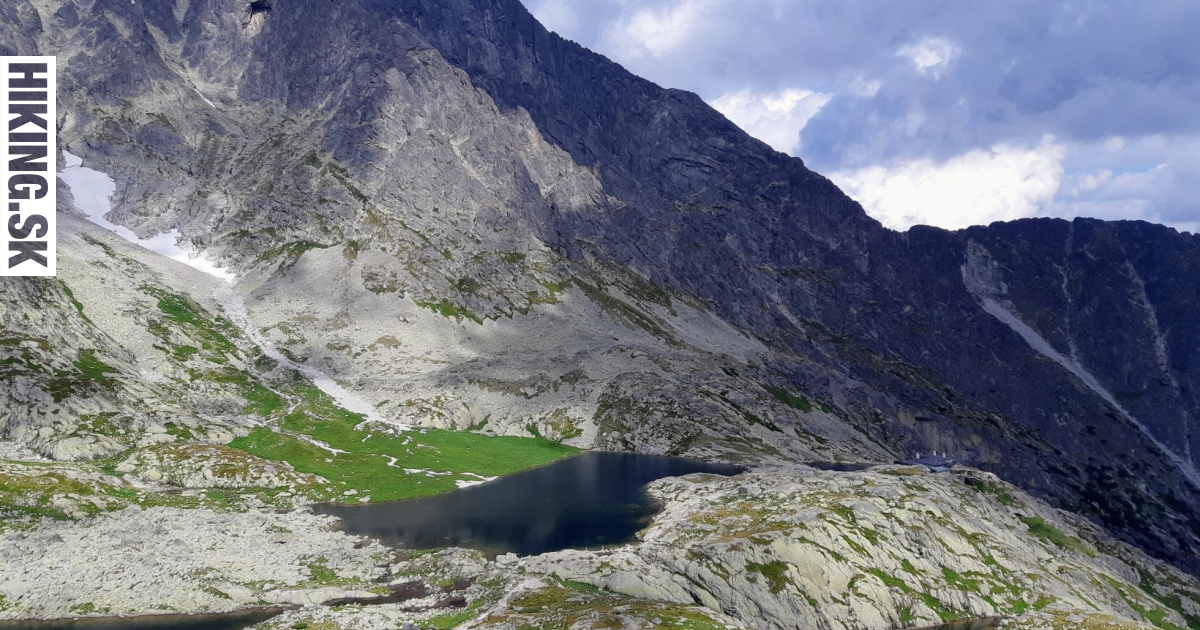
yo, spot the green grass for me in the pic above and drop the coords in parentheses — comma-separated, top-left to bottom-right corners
(1032, 595, 1057, 611)
(229, 383, 576, 502)
(58, 281, 92, 324)
(1019, 516, 1096, 557)
(172, 345, 200, 361)
(1102, 575, 1190, 630)
(302, 558, 357, 587)
(942, 567, 982, 593)
(553, 577, 602, 594)
(141, 285, 240, 361)
(242, 383, 284, 417)
(148, 286, 204, 325)
(970, 479, 1018, 506)
(47, 349, 119, 402)
(255, 241, 329, 267)
(922, 592, 965, 622)
(765, 385, 813, 413)
(200, 367, 284, 417)
(746, 561, 794, 593)
(867, 569, 910, 592)
(1137, 570, 1200, 630)
(73, 349, 117, 383)
(425, 602, 485, 629)
(417, 299, 483, 325)
(715, 393, 781, 432)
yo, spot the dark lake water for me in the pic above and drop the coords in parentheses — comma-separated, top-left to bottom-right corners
(807, 461, 876, 471)
(314, 451, 744, 557)
(0, 609, 287, 630)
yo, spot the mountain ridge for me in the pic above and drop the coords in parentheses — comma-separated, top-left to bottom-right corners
(1, 0, 1198, 580)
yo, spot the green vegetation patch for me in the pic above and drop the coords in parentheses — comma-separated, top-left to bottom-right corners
(942, 567, 982, 593)
(921, 592, 965, 622)
(141, 285, 240, 363)
(575, 279, 677, 344)
(867, 569, 910, 592)
(715, 393, 782, 432)
(1019, 516, 1096, 557)
(230, 383, 575, 502)
(417, 300, 483, 325)
(1101, 574, 1190, 630)
(491, 586, 730, 630)
(1136, 570, 1200, 630)
(74, 349, 117, 384)
(0, 468, 129, 521)
(746, 561, 794, 593)
(47, 349, 119, 402)
(765, 385, 813, 413)
(256, 241, 330, 269)
(969, 478, 1018, 506)
(58, 281, 91, 324)
(201, 367, 284, 417)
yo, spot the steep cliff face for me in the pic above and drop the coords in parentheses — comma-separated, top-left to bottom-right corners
(1, 0, 1199, 574)
(388, 0, 1200, 568)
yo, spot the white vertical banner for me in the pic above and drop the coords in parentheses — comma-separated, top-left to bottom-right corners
(2, 56, 56, 277)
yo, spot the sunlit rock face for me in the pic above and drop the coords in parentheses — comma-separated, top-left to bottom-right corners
(1, 0, 1199, 577)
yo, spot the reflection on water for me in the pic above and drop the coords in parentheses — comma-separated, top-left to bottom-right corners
(807, 461, 876, 471)
(0, 608, 287, 630)
(315, 451, 744, 557)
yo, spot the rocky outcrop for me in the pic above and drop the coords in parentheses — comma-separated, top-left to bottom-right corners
(115, 443, 322, 489)
(485, 466, 1199, 630)
(1, 464, 1193, 629)
(255, 466, 1197, 630)
(0, 506, 389, 619)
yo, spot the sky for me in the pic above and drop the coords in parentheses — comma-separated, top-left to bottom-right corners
(521, 0, 1200, 234)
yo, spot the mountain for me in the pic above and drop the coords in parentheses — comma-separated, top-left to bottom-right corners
(1, 0, 1199, 627)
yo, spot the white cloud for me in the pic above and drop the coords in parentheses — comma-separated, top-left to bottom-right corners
(1047, 163, 1198, 233)
(604, 0, 713, 60)
(896, 36, 961, 78)
(711, 88, 832, 155)
(832, 139, 1065, 230)
(528, 0, 578, 36)
(847, 77, 882, 98)
(1037, 134, 1200, 234)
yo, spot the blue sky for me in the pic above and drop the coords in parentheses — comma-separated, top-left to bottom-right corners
(521, 0, 1200, 233)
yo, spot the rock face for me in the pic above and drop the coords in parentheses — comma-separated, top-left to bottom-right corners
(483, 465, 1200, 630)
(115, 443, 321, 489)
(1, 0, 1199, 578)
(634, 467, 1200, 630)
(0, 505, 389, 618)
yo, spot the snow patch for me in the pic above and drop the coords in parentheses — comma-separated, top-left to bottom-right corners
(402, 468, 452, 477)
(193, 87, 217, 109)
(299, 435, 348, 455)
(454, 472, 497, 488)
(58, 150, 235, 282)
(59, 147, 398, 432)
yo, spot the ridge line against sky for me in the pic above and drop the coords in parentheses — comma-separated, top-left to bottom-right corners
(522, 0, 1200, 235)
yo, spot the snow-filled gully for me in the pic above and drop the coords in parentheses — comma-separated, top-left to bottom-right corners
(57, 150, 397, 431)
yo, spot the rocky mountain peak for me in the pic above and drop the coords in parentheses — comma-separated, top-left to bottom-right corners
(1, 0, 1199, 608)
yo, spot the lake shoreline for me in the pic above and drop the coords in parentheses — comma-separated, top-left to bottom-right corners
(314, 450, 745, 557)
